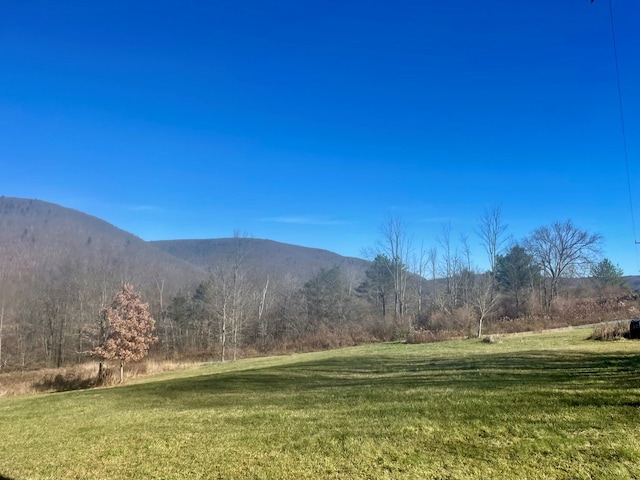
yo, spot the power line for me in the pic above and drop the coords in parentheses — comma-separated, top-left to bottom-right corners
(605, 0, 640, 271)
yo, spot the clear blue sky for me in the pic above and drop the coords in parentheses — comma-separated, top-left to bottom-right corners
(1, 1, 639, 273)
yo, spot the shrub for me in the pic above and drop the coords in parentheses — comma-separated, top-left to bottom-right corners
(34, 367, 99, 392)
(406, 329, 461, 344)
(589, 322, 629, 341)
(481, 334, 502, 344)
(349, 326, 377, 345)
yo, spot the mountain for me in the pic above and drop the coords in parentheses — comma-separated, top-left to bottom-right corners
(150, 238, 371, 284)
(0, 197, 375, 369)
(0, 196, 206, 293)
(0, 197, 371, 293)
(624, 276, 640, 293)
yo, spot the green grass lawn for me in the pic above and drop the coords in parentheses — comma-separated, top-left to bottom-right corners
(1, 329, 640, 479)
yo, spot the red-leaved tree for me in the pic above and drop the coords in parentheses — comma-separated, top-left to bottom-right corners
(93, 283, 157, 383)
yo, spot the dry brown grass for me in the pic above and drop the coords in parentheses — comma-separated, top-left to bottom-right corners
(588, 321, 630, 341)
(0, 363, 97, 397)
(481, 334, 502, 344)
(405, 329, 463, 344)
(0, 358, 202, 398)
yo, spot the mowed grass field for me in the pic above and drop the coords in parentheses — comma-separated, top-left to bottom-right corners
(1, 329, 640, 479)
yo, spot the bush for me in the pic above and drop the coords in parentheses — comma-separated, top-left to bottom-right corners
(34, 368, 99, 392)
(349, 326, 377, 345)
(589, 322, 629, 341)
(406, 329, 461, 344)
(481, 334, 502, 344)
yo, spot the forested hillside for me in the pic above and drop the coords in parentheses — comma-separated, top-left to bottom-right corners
(0, 197, 638, 372)
(0, 197, 374, 368)
(0, 197, 205, 285)
(0, 197, 206, 369)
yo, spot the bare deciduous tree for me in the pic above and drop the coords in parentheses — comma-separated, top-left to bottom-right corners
(411, 242, 429, 315)
(256, 275, 270, 349)
(473, 205, 508, 325)
(472, 272, 500, 337)
(458, 234, 473, 312)
(524, 220, 602, 310)
(477, 204, 509, 274)
(437, 223, 461, 309)
(377, 214, 412, 322)
(271, 274, 305, 341)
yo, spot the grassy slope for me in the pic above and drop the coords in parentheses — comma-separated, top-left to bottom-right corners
(1, 330, 640, 479)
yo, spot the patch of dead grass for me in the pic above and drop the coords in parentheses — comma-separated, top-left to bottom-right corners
(0, 359, 202, 397)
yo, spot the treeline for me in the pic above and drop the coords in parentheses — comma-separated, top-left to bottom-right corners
(0, 208, 632, 371)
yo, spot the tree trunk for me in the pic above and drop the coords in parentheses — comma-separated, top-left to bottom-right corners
(98, 361, 106, 383)
(55, 314, 66, 368)
(119, 361, 124, 383)
(233, 322, 238, 361)
(258, 276, 269, 350)
(221, 301, 227, 363)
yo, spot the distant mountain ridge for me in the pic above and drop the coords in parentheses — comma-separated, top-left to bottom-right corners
(0, 196, 205, 292)
(150, 238, 370, 283)
(0, 197, 371, 291)
(8, 196, 636, 297)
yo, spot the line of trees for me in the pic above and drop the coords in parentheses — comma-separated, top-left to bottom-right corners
(357, 209, 619, 339)
(0, 209, 630, 371)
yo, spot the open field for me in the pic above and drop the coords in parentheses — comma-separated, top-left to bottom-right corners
(1, 329, 640, 479)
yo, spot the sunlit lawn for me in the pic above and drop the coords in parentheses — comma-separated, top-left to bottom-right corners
(1, 329, 640, 479)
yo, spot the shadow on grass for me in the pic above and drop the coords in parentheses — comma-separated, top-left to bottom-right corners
(110, 348, 640, 412)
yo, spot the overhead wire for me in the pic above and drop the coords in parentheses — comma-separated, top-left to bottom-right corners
(605, 0, 640, 271)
